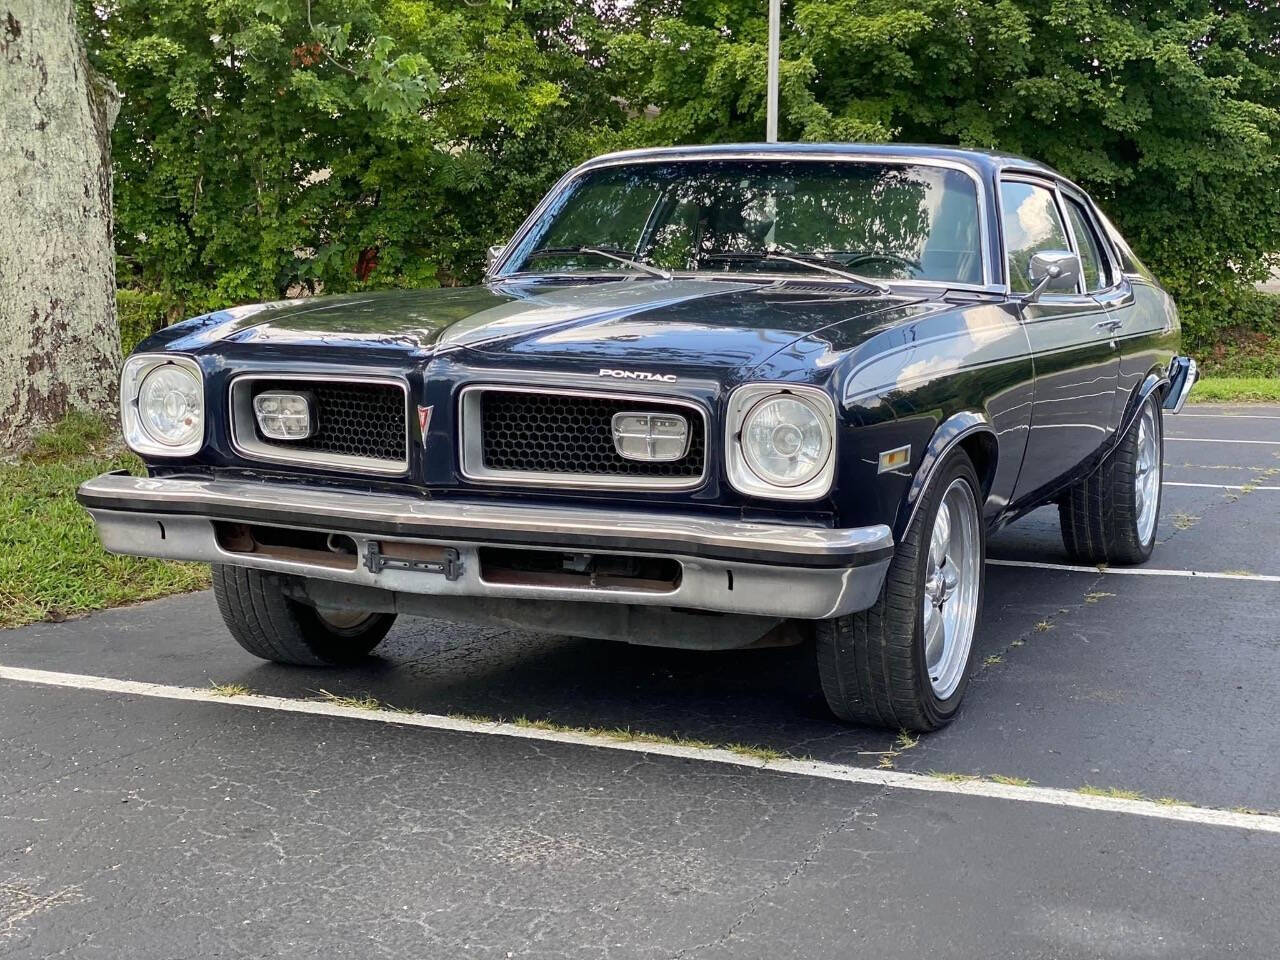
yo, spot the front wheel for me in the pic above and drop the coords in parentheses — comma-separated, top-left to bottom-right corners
(816, 450, 985, 731)
(212, 565, 395, 666)
(1059, 394, 1163, 565)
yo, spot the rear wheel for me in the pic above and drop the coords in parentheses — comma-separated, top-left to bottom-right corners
(1059, 394, 1163, 565)
(212, 565, 395, 666)
(816, 450, 985, 731)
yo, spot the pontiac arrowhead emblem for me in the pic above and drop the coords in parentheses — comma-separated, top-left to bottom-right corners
(418, 405, 433, 441)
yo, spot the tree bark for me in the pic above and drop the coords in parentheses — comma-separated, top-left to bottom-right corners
(0, 0, 120, 451)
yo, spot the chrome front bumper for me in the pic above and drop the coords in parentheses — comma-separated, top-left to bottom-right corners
(78, 473, 894, 620)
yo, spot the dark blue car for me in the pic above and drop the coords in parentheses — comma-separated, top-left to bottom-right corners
(80, 144, 1197, 730)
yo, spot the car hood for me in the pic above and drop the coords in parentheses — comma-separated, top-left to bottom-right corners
(168, 278, 933, 378)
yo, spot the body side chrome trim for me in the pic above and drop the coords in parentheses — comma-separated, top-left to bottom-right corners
(458, 384, 710, 491)
(228, 372, 411, 477)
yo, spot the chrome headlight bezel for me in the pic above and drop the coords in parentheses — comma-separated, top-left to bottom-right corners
(725, 383, 837, 500)
(120, 354, 205, 457)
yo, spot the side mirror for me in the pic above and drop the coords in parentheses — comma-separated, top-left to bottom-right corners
(1023, 250, 1081, 303)
(485, 244, 507, 272)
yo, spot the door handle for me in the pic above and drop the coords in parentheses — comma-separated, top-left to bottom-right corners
(1094, 318, 1122, 333)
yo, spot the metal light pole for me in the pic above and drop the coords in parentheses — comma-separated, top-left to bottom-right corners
(766, 0, 780, 142)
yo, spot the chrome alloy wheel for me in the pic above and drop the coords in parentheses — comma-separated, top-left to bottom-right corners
(1134, 401, 1161, 545)
(922, 478, 982, 700)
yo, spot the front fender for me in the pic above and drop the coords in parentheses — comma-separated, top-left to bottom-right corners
(894, 412, 998, 540)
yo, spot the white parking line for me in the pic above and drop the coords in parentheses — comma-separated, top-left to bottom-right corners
(1164, 481, 1280, 491)
(0, 664, 1277, 835)
(1165, 437, 1280, 446)
(987, 559, 1280, 582)
(1177, 413, 1280, 420)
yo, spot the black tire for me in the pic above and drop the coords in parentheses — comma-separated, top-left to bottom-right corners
(212, 564, 395, 666)
(1058, 394, 1163, 566)
(816, 450, 985, 732)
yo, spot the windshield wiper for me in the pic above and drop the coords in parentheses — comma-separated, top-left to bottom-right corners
(523, 245, 672, 281)
(699, 250, 891, 294)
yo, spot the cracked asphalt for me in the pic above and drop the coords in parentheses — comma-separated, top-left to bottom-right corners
(2, 404, 1278, 958)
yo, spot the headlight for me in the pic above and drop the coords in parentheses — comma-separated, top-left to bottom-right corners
(741, 395, 831, 487)
(121, 355, 204, 456)
(726, 385, 836, 500)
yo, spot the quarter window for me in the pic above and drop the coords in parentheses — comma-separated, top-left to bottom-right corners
(1064, 197, 1109, 292)
(1000, 181, 1072, 293)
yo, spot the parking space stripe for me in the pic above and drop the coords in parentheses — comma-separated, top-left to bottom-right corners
(1165, 437, 1280, 446)
(1176, 413, 1280, 420)
(987, 559, 1280, 582)
(1164, 481, 1280, 491)
(1, 664, 1278, 835)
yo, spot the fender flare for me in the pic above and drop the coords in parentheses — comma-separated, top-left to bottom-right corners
(1117, 370, 1170, 446)
(894, 411, 997, 540)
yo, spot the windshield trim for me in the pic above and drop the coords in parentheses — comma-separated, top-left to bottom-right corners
(489, 151, 996, 290)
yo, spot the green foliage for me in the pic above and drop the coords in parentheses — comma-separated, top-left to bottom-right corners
(81, 0, 622, 309)
(117, 290, 180, 355)
(1190, 377, 1280, 402)
(1, 420, 209, 629)
(82, 0, 1280, 353)
(602, 1, 1280, 344)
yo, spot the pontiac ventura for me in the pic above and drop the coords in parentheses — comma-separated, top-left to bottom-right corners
(78, 144, 1197, 730)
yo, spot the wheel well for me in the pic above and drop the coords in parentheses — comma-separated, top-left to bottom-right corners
(958, 430, 998, 500)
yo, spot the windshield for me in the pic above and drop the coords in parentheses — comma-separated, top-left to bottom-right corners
(501, 159, 984, 285)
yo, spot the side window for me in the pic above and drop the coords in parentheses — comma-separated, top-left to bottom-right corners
(999, 181, 1071, 293)
(1064, 197, 1109, 292)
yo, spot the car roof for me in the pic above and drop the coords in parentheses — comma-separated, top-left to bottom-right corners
(579, 142, 1063, 181)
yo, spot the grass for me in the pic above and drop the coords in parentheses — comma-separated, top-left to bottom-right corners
(509, 715, 786, 762)
(209, 681, 254, 697)
(1189, 376, 1280, 403)
(1083, 591, 1116, 604)
(0, 414, 210, 629)
(1078, 784, 1145, 801)
(316, 689, 384, 711)
(989, 774, 1033, 787)
(1170, 511, 1200, 531)
(928, 771, 981, 783)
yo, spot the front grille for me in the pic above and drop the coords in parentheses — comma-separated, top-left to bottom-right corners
(231, 376, 408, 472)
(475, 389, 705, 483)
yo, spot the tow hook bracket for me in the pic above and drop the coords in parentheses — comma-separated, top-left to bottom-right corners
(364, 542, 463, 581)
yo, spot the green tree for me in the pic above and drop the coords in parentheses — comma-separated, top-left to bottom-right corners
(80, 0, 622, 310)
(603, 1, 1280, 346)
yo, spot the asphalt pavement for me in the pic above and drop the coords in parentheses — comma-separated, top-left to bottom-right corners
(2, 404, 1278, 958)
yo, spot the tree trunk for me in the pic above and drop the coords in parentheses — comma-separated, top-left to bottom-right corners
(0, 0, 120, 451)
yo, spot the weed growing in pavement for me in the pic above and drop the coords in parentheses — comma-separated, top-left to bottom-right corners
(928, 771, 981, 783)
(1078, 785, 1145, 800)
(1084, 592, 1116, 603)
(989, 774, 1033, 787)
(1171, 511, 1201, 530)
(508, 716, 786, 763)
(316, 689, 383, 711)
(983, 655, 1004, 666)
(208, 681, 253, 697)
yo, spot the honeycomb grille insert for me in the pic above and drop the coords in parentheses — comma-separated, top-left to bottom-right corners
(478, 391, 705, 481)
(250, 380, 406, 464)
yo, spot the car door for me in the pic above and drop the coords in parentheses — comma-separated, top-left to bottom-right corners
(1060, 189, 1153, 427)
(1003, 176, 1122, 505)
